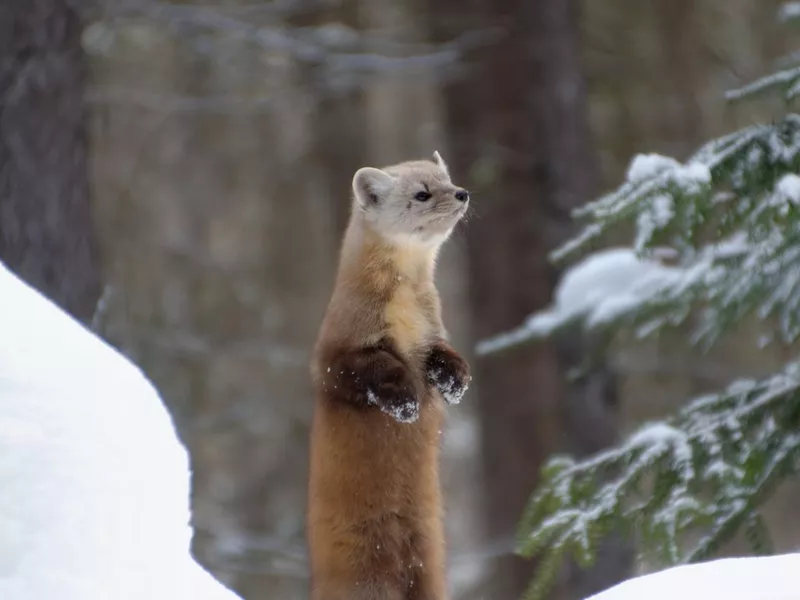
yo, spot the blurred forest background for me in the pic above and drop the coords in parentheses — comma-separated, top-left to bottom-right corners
(2, 1, 799, 599)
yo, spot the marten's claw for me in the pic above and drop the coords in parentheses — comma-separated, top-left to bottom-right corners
(367, 384, 420, 423)
(426, 347, 471, 405)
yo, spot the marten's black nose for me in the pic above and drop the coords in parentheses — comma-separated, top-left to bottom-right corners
(455, 190, 469, 202)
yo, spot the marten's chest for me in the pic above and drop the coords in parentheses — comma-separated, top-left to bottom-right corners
(383, 281, 439, 357)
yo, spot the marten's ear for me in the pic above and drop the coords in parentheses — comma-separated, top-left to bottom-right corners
(432, 150, 449, 177)
(353, 167, 395, 207)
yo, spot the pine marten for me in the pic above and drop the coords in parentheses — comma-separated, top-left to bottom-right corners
(307, 152, 471, 600)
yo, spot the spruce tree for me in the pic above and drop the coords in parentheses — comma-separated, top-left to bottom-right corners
(477, 7, 800, 598)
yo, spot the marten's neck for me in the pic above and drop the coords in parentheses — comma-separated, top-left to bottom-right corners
(338, 214, 440, 289)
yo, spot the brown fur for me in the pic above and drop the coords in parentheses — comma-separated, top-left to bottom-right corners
(307, 153, 471, 600)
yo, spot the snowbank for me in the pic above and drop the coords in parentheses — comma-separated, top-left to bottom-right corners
(587, 553, 800, 600)
(0, 262, 241, 600)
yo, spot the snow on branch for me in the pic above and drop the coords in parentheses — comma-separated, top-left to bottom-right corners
(478, 114, 800, 357)
(726, 18, 800, 103)
(518, 362, 800, 600)
(779, 2, 800, 24)
(725, 67, 800, 103)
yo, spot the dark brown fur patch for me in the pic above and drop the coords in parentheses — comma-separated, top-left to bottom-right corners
(425, 341, 472, 406)
(318, 339, 424, 421)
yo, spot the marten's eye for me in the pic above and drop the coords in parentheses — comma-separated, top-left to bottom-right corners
(414, 191, 432, 202)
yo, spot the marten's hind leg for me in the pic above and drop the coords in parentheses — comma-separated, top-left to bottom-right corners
(407, 529, 447, 600)
(317, 582, 406, 600)
(311, 514, 414, 600)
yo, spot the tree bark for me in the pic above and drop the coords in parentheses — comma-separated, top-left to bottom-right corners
(0, 0, 101, 323)
(425, 1, 630, 598)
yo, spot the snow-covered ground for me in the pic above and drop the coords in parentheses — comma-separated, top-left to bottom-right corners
(0, 262, 241, 600)
(4, 257, 798, 600)
(588, 553, 800, 600)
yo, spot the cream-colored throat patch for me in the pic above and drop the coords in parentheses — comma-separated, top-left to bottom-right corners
(384, 279, 433, 356)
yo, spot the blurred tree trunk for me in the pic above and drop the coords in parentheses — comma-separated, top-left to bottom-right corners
(0, 0, 101, 323)
(302, 0, 368, 239)
(655, 0, 705, 157)
(426, 1, 630, 598)
(88, 2, 370, 599)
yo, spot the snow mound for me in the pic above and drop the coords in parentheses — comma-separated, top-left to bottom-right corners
(587, 553, 800, 600)
(0, 262, 241, 600)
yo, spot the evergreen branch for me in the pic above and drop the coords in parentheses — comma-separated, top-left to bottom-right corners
(477, 115, 800, 357)
(725, 67, 800, 103)
(685, 433, 800, 563)
(779, 2, 800, 25)
(517, 364, 800, 600)
(513, 19, 800, 600)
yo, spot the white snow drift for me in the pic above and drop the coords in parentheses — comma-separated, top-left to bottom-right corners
(0, 261, 241, 600)
(588, 553, 800, 600)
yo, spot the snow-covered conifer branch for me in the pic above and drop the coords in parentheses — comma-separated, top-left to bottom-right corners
(478, 114, 800, 357)
(503, 12, 800, 599)
(518, 363, 800, 600)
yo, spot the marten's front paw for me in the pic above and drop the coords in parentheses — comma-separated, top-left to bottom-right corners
(367, 367, 420, 423)
(426, 347, 471, 405)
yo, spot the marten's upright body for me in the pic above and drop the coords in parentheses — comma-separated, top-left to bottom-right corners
(308, 152, 471, 600)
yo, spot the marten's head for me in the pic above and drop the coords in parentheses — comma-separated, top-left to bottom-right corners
(351, 151, 469, 244)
